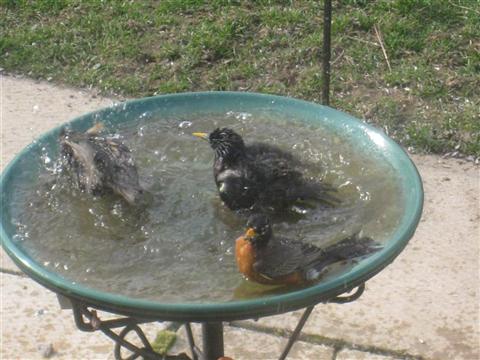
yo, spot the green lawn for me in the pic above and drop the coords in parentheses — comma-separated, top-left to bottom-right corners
(1, 0, 479, 157)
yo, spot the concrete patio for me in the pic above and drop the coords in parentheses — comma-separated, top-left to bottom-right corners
(1, 74, 478, 359)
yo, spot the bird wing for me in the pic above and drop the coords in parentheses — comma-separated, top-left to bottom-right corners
(253, 238, 322, 279)
(91, 137, 142, 203)
(302, 233, 381, 281)
(246, 144, 305, 205)
(254, 231, 381, 282)
(248, 143, 302, 181)
(61, 139, 102, 192)
(91, 137, 137, 174)
(247, 143, 340, 206)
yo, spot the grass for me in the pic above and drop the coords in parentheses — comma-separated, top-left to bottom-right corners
(1, 0, 479, 157)
(151, 330, 177, 355)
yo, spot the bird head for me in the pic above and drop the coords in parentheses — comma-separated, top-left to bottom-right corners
(193, 128, 245, 160)
(245, 214, 273, 248)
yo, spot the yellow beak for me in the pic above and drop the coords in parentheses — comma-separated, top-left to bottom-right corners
(192, 132, 208, 140)
(245, 228, 257, 239)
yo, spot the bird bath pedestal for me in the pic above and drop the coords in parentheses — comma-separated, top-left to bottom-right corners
(54, 282, 366, 360)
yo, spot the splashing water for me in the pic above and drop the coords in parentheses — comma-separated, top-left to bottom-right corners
(9, 110, 403, 302)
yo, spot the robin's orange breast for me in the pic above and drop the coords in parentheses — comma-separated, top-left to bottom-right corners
(235, 235, 257, 280)
(235, 236, 304, 286)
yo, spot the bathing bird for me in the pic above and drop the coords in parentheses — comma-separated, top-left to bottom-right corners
(59, 122, 143, 205)
(193, 128, 338, 213)
(235, 214, 380, 285)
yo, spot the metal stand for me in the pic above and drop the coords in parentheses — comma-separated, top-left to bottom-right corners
(65, 284, 365, 360)
(322, 0, 332, 106)
(278, 305, 315, 360)
(201, 323, 224, 360)
(70, 300, 166, 360)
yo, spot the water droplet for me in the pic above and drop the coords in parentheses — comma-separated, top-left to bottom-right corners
(138, 111, 151, 120)
(179, 121, 192, 129)
(111, 204, 122, 216)
(237, 112, 252, 120)
(291, 206, 307, 214)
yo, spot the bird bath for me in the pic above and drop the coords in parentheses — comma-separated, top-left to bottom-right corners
(1, 92, 423, 359)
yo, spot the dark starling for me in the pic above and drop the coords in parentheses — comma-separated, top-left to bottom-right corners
(235, 214, 381, 285)
(59, 123, 143, 205)
(193, 127, 338, 213)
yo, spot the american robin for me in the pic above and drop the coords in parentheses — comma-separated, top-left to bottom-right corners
(60, 122, 143, 205)
(235, 214, 381, 285)
(193, 128, 338, 213)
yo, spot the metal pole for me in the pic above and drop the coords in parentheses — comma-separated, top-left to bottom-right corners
(201, 322, 224, 360)
(322, 0, 332, 106)
(278, 306, 315, 360)
(185, 323, 201, 360)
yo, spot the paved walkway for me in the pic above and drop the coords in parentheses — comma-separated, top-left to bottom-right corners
(1, 74, 479, 359)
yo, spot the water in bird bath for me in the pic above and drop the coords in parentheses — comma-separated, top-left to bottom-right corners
(9, 109, 404, 302)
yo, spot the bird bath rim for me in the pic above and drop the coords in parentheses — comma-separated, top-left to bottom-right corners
(0, 91, 423, 322)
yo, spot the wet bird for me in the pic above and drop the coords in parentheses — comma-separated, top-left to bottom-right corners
(193, 128, 338, 213)
(59, 122, 143, 205)
(235, 214, 381, 285)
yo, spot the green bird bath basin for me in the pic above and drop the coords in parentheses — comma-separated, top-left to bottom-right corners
(0, 92, 423, 359)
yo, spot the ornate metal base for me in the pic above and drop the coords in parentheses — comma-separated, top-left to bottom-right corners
(61, 284, 365, 360)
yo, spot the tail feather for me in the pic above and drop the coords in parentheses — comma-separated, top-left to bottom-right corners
(323, 232, 380, 260)
(305, 233, 381, 281)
